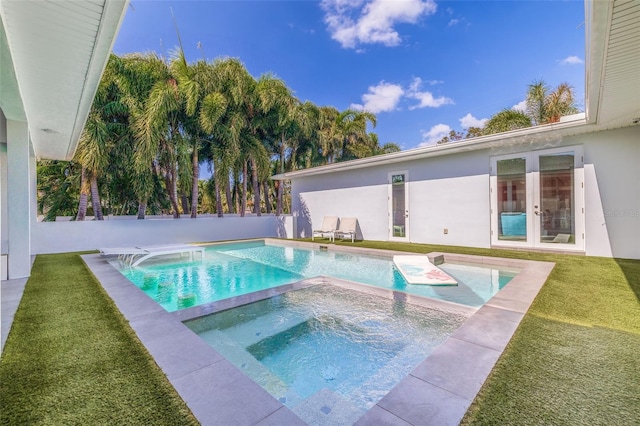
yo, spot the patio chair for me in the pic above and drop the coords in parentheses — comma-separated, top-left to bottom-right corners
(334, 217, 358, 243)
(312, 216, 339, 242)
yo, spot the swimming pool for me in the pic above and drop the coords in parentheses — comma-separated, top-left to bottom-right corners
(89, 245, 554, 424)
(185, 283, 470, 424)
(111, 240, 518, 311)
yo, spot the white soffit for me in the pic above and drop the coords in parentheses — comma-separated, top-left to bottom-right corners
(0, 0, 128, 160)
(588, 0, 640, 129)
(0, 16, 24, 122)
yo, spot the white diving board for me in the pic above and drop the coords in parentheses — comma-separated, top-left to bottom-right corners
(99, 244, 205, 267)
(393, 255, 457, 285)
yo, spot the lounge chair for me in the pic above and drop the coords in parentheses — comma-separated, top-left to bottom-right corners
(334, 217, 358, 242)
(312, 216, 339, 242)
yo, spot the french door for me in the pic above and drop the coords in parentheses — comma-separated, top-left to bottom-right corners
(389, 171, 409, 241)
(490, 146, 584, 251)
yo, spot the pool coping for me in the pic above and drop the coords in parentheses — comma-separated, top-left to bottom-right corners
(81, 240, 555, 425)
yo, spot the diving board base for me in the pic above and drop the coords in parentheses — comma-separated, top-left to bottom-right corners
(393, 255, 457, 286)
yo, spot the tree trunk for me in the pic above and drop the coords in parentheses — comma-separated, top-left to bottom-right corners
(191, 143, 199, 218)
(166, 165, 180, 218)
(263, 180, 271, 214)
(251, 157, 261, 216)
(241, 161, 248, 217)
(215, 178, 223, 217)
(76, 167, 88, 221)
(276, 137, 285, 216)
(225, 178, 234, 214)
(90, 175, 104, 220)
(137, 199, 147, 219)
(180, 192, 189, 214)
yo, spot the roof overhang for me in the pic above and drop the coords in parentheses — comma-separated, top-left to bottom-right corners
(0, 0, 129, 160)
(276, 0, 640, 181)
(274, 115, 594, 180)
(585, 0, 640, 128)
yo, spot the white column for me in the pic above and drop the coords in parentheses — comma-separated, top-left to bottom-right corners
(6, 120, 31, 278)
(0, 111, 6, 280)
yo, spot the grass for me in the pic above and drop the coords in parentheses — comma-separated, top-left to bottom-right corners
(1, 241, 639, 424)
(0, 253, 198, 425)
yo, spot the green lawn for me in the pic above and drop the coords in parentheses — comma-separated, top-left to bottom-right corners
(0, 253, 198, 425)
(1, 243, 639, 424)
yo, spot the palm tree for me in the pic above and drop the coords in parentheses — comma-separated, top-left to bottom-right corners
(526, 81, 579, 125)
(134, 51, 196, 218)
(256, 75, 309, 215)
(115, 53, 172, 219)
(37, 160, 80, 221)
(74, 112, 108, 220)
(484, 109, 533, 134)
(73, 58, 127, 221)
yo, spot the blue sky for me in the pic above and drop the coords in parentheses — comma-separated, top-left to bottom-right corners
(113, 0, 586, 150)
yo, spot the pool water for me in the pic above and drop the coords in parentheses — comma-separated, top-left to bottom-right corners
(112, 240, 518, 311)
(185, 284, 469, 424)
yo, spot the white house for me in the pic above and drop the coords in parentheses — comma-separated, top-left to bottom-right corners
(0, 0, 638, 284)
(274, 0, 640, 260)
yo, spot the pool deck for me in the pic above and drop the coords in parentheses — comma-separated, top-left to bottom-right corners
(78, 240, 554, 425)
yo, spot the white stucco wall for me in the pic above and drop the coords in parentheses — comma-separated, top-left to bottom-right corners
(31, 215, 293, 254)
(294, 150, 492, 248)
(581, 126, 640, 259)
(291, 126, 640, 259)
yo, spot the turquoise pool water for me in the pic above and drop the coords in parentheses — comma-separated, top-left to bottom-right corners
(185, 284, 469, 423)
(112, 240, 518, 312)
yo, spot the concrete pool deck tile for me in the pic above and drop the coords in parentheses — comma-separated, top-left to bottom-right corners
(127, 310, 190, 343)
(377, 374, 471, 426)
(451, 308, 522, 352)
(489, 284, 541, 304)
(171, 360, 283, 426)
(485, 295, 533, 314)
(473, 304, 525, 323)
(410, 336, 502, 401)
(257, 406, 307, 426)
(143, 329, 225, 380)
(102, 287, 165, 319)
(354, 405, 412, 425)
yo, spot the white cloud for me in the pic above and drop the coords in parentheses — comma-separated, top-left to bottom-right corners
(419, 123, 451, 146)
(512, 100, 527, 112)
(407, 77, 453, 109)
(350, 81, 405, 113)
(321, 0, 437, 49)
(448, 18, 460, 26)
(459, 113, 487, 129)
(560, 55, 584, 65)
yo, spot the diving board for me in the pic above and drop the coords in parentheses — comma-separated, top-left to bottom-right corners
(393, 255, 457, 285)
(99, 244, 205, 267)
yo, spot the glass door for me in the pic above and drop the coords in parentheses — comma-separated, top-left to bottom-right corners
(533, 148, 584, 249)
(389, 171, 409, 241)
(491, 147, 583, 251)
(495, 156, 528, 243)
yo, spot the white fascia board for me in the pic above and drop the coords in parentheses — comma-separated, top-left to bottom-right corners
(65, 0, 130, 160)
(584, 0, 612, 125)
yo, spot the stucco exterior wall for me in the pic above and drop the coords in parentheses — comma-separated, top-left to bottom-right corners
(581, 126, 640, 259)
(31, 215, 293, 254)
(291, 126, 640, 259)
